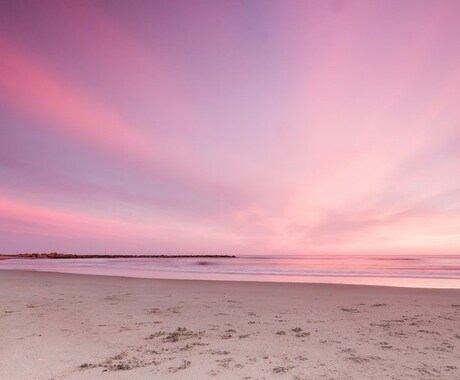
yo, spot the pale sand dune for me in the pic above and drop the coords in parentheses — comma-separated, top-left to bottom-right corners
(0, 270, 459, 380)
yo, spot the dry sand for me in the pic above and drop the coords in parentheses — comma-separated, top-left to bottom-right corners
(0, 270, 459, 380)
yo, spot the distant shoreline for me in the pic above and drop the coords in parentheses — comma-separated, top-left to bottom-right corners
(0, 253, 237, 260)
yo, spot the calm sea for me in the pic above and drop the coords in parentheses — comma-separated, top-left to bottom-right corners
(1, 255, 460, 288)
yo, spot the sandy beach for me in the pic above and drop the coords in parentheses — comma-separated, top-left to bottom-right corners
(0, 270, 459, 380)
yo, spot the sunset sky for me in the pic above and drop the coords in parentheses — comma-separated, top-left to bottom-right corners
(1, 0, 460, 255)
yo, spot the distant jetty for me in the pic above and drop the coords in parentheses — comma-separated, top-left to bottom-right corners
(0, 253, 237, 260)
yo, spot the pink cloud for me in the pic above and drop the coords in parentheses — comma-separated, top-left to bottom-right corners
(1, 1, 460, 254)
(0, 36, 188, 167)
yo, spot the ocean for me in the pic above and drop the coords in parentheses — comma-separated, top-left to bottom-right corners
(1, 254, 460, 288)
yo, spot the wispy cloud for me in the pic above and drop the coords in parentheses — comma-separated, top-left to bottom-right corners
(1, 0, 460, 254)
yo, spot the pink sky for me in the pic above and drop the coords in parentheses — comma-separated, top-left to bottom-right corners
(1, 0, 460, 255)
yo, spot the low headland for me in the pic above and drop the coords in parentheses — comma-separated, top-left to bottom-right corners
(0, 252, 236, 260)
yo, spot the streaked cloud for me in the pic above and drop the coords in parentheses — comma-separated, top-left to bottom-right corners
(0, 0, 459, 254)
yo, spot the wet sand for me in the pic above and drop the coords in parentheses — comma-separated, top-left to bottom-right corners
(0, 270, 459, 379)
